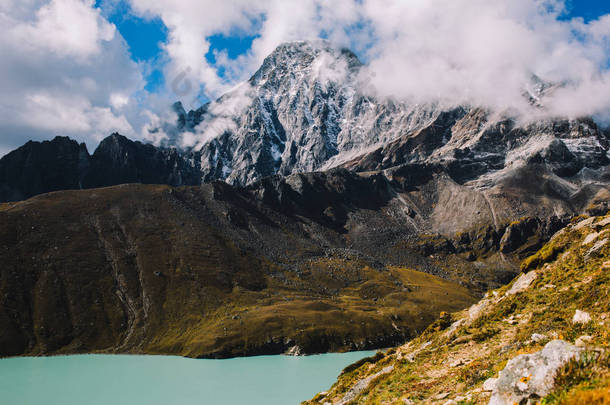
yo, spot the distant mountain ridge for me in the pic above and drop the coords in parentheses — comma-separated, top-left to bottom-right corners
(0, 39, 608, 242)
(0, 134, 201, 202)
(1, 40, 609, 204)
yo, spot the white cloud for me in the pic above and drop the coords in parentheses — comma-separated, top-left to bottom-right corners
(187, 82, 254, 148)
(1, 0, 609, 158)
(128, 0, 264, 100)
(129, 0, 610, 126)
(110, 92, 130, 110)
(10, 0, 116, 60)
(22, 92, 133, 139)
(351, 0, 610, 120)
(127, 0, 364, 102)
(0, 0, 146, 155)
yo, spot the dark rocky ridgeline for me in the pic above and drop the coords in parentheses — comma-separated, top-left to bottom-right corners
(0, 133, 202, 203)
(0, 136, 89, 202)
(83, 133, 202, 188)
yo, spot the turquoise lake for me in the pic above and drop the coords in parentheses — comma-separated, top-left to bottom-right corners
(0, 351, 375, 405)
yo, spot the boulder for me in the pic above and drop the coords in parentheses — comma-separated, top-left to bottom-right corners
(572, 310, 592, 324)
(574, 335, 593, 347)
(483, 377, 498, 392)
(488, 340, 582, 405)
(507, 271, 538, 296)
(585, 239, 608, 259)
(530, 333, 546, 343)
(338, 365, 394, 405)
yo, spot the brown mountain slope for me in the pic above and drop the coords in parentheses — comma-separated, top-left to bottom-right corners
(0, 163, 606, 359)
(0, 182, 476, 358)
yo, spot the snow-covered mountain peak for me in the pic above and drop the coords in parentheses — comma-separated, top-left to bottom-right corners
(248, 40, 362, 96)
(251, 40, 362, 82)
(148, 41, 608, 187)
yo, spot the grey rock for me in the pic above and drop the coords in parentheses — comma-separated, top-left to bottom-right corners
(582, 231, 601, 245)
(338, 365, 394, 405)
(572, 310, 592, 324)
(489, 340, 582, 405)
(507, 271, 538, 296)
(574, 335, 593, 347)
(586, 238, 608, 259)
(573, 217, 596, 230)
(530, 333, 547, 343)
(285, 345, 303, 356)
(483, 377, 498, 391)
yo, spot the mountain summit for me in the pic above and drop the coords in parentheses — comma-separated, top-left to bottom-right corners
(153, 40, 608, 188)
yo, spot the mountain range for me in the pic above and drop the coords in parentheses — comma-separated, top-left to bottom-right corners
(0, 40, 609, 359)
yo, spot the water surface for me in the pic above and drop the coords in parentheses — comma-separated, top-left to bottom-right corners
(0, 351, 375, 405)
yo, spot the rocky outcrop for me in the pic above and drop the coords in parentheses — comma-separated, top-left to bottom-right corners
(488, 340, 583, 405)
(84, 134, 201, 188)
(337, 365, 394, 405)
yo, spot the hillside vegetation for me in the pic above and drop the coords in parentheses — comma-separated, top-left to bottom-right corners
(305, 214, 609, 404)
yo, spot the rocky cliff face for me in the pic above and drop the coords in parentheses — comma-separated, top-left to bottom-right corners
(84, 134, 201, 188)
(166, 40, 454, 185)
(0, 136, 89, 202)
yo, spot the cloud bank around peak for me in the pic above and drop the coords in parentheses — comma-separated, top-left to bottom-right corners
(360, 0, 610, 121)
(128, 0, 610, 123)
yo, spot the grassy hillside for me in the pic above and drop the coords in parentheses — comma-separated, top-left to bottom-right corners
(305, 214, 609, 404)
(0, 184, 475, 358)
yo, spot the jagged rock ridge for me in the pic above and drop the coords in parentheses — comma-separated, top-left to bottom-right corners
(1, 40, 609, 207)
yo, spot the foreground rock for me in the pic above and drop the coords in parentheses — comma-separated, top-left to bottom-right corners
(488, 340, 582, 405)
(337, 365, 394, 405)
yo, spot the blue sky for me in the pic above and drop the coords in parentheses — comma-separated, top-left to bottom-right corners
(564, 0, 610, 22)
(98, 0, 258, 95)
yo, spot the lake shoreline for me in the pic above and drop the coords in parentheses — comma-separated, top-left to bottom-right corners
(0, 350, 377, 405)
